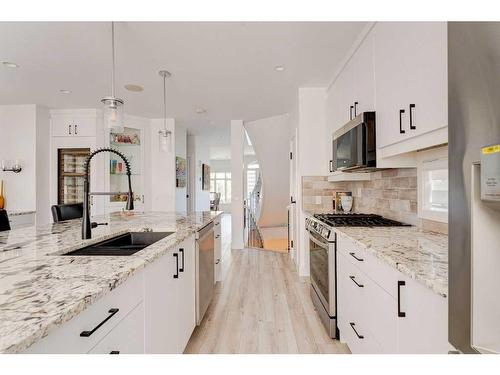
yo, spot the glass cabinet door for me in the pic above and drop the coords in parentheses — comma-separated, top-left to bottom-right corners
(58, 148, 90, 204)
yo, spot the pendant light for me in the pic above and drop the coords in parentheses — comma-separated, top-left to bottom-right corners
(101, 22, 124, 133)
(158, 70, 172, 152)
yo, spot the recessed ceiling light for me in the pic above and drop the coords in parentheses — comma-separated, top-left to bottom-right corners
(275, 65, 285, 72)
(59, 89, 71, 94)
(1, 61, 19, 68)
(125, 84, 144, 92)
(195, 108, 207, 114)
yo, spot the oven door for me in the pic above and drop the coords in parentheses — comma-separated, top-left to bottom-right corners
(309, 230, 335, 317)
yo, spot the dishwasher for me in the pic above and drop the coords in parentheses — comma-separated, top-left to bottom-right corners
(195, 221, 215, 325)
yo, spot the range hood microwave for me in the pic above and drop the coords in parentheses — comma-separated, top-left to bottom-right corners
(330, 112, 377, 173)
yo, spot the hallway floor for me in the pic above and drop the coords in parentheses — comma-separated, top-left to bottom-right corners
(185, 214, 350, 354)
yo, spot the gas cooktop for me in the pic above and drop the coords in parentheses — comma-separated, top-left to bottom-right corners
(313, 213, 410, 227)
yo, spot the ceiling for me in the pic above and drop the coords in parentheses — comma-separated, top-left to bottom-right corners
(0, 22, 366, 136)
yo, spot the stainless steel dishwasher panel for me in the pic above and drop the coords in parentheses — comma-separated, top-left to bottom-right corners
(196, 221, 215, 325)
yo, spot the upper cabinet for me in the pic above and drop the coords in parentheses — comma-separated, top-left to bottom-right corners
(373, 22, 448, 155)
(51, 110, 98, 137)
(352, 32, 375, 116)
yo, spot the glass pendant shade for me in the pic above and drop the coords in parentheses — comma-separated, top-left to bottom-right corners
(102, 97, 124, 133)
(159, 129, 172, 152)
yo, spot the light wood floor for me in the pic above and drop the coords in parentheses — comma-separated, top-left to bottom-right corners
(185, 214, 350, 354)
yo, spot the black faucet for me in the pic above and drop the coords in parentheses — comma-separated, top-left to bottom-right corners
(82, 148, 134, 239)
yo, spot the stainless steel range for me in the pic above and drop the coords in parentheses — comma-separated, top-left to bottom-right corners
(306, 213, 409, 339)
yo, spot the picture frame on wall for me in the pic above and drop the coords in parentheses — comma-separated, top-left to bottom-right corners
(176, 157, 187, 188)
(202, 163, 210, 191)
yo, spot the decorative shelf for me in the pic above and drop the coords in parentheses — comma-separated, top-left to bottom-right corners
(110, 142, 140, 147)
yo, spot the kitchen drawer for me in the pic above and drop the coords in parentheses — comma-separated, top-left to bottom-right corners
(336, 233, 402, 299)
(338, 251, 398, 353)
(88, 302, 144, 354)
(338, 302, 382, 354)
(25, 271, 143, 353)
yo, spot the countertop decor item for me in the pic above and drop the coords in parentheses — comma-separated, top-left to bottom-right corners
(176, 157, 187, 187)
(0, 180, 4, 209)
(202, 163, 210, 191)
(1, 159, 22, 173)
(340, 195, 353, 212)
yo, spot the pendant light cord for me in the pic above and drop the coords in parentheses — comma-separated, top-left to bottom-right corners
(111, 22, 116, 98)
(163, 73, 167, 130)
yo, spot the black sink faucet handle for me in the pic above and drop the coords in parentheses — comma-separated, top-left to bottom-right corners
(91, 222, 109, 229)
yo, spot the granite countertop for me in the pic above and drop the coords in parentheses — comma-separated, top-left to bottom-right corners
(0, 211, 222, 354)
(334, 226, 448, 298)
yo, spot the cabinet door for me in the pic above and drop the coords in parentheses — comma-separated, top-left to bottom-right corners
(176, 236, 196, 352)
(51, 115, 73, 137)
(337, 61, 355, 126)
(374, 22, 447, 149)
(397, 275, 449, 353)
(72, 115, 97, 137)
(353, 33, 375, 114)
(144, 248, 179, 353)
(88, 302, 145, 354)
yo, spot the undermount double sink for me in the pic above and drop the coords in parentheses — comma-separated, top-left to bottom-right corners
(63, 232, 174, 256)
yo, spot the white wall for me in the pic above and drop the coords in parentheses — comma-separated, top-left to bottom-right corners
(245, 114, 290, 228)
(149, 118, 176, 212)
(175, 124, 187, 212)
(231, 120, 245, 250)
(296, 87, 327, 277)
(0, 105, 52, 224)
(186, 134, 211, 212)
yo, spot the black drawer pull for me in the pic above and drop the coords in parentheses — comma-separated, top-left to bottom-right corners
(179, 248, 185, 272)
(354, 101, 359, 117)
(329, 160, 334, 173)
(398, 280, 406, 317)
(409, 104, 416, 130)
(215, 234, 220, 239)
(215, 258, 220, 265)
(110, 351, 120, 354)
(350, 105, 354, 120)
(349, 322, 364, 339)
(399, 109, 405, 134)
(80, 308, 119, 337)
(173, 253, 179, 279)
(349, 275, 364, 288)
(349, 252, 364, 262)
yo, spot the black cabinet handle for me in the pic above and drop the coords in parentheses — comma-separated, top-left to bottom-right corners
(68, 124, 72, 135)
(75, 124, 78, 134)
(173, 253, 179, 279)
(179, 248, 184, 272)
(399, 109, 406, 134)
(349, 322, 364, 339)
(354, 101, 359, 117)
(80, 308, 119, 337)
(398, 280, 406, 317)
(350, 105, 354, 120)
(329, 160, 334, 173)
(110, 351, 120, 354)
(215, 234, 220, 239)
(409, 104, 416, 130)
(349, 252, 364, 262)
(215, 258, 220, 265)
(349, 275, 364, 288)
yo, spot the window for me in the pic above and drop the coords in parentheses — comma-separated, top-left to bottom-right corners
(210, 172, 231, 204)
(418, 147, 448, 223)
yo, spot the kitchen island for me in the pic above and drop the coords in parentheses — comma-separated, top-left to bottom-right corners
(0, 211, 222, 354)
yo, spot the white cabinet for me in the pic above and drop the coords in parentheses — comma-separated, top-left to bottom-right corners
(88, 302, 145, 354)
(25, 270, 144, 354)
(51, 110, 98, 137)
(373, 22, 447, 154)
(144, 234, 196, 353)
(336, 233, 448, 353)
(353, 33, 375, 115)
(214, 216, 222, 282)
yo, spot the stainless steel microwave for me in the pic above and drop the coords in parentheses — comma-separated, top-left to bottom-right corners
(330, 112, 377, 172)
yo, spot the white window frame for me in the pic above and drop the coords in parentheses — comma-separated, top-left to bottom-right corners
(210, 171, 231, 204)
(417, 146, 448, 223)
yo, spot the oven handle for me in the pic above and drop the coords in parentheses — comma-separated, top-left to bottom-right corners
(308, 230, 329, 249)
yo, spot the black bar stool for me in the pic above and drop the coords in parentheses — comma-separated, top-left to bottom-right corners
(51, 203, 84, 223)
(0, 209, 11, 232)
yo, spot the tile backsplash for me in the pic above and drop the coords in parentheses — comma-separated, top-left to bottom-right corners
(302, 169, 418, 225)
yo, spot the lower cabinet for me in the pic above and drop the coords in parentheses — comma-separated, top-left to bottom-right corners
(337, 235, 448, 354)
(144, 235, 196, 353)
(25, 233, 197, 354)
